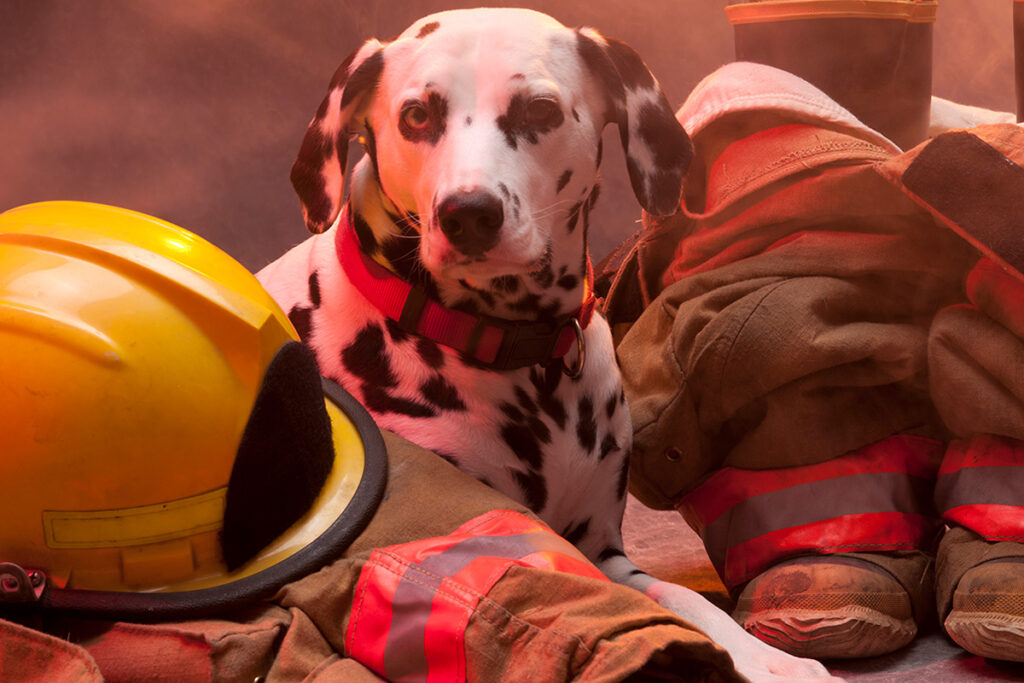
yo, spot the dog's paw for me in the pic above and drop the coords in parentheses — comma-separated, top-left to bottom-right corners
(729, 637, 844, 683)
(644, 580, 844, 682)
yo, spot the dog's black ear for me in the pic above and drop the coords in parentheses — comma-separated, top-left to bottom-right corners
(576, 29, 692, 217)
(291, 40, 385, 234)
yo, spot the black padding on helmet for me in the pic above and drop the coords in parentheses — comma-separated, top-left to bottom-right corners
(24, 377, 387, 621)
(222, 341, 334, 570)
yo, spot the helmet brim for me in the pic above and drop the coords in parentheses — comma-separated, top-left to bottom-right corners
(34, 379, 387, 620)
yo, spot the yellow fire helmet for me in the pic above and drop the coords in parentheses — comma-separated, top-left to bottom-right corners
(0, 201, 386, 619)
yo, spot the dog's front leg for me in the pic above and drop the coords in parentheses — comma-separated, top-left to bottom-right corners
(598, 544, 843, 682)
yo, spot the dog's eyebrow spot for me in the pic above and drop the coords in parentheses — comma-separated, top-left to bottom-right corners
(497, 94, 565, 149)
(465, 116, 472, 126)
(556, 169, 573, 194)
(497, 183, 510, 200)
(415, 21, 440, 38)
(510, 73, 525, 81)
(399, 92, 449, 145)
(571, 108, 580, 122)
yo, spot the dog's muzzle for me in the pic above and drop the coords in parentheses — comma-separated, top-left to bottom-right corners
(436, 190, 503, 256)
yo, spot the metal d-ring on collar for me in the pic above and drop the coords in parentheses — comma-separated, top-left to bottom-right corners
(561, 318, 586, 379)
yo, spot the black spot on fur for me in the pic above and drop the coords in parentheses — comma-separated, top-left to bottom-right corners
(514, 386, 537, 415)
(577, 396, 597, 454)
(351, 211, 379, 256)
(399, 91, 449, 145)
(288, 305, 313, 342)
(307, 271, 322, 307)
(501, 422, 544, 470)
(362, 386, 436, 418)
(497, 94, 565, 150)
(490, 275, 519, 294)
(530, 366, 567, 430)
(451, 297, 482, 317)
(605, 394, 619, 420)
(510, 292, 543, 315)
(632, 101, 691, 214)
(343, 324, 397, 386)
(421, 374, 466, 411)
(563, 518, 591, 546)
(363, 123, 382, 188)
(557, 169, 573, 194)
(531, 263, 555, 289)
(416, 337, 444, 369)
(342, 324, 435, 418)
(341, 50, 385, 111)
(557, 273, 579, 290)
(457, 279, 495, 310)
(604, 36, 657, 91)
(465, 116, 472, 126)
(501, 402, 524, 423)
(575, 32, 625, 123)
(571, 108, 580, 122)
(497, 183, 511, 200)
(385, 318, 409, 343)
(511, 467, 548, 512)
(599, 434, 618, 460)
(379, 222, 439, 298)
(599, 546, 625, 562)
(566, 201, 583, 234)
(416, 21, 440, 38)
(291, 131, 332, 229)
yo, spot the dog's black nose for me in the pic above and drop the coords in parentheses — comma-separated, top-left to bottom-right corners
(437, 190, 503, 256)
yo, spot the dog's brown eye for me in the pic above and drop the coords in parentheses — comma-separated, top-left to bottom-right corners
(401, 104, 431, 130)
(525, 97, 560, 125)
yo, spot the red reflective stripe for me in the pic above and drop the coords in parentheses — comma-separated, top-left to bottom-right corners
(680, 435, 942, 531)
(346, 555, 404, 676)
(944, 504, 1024, 542)
(346, 510, 605, 682)
(722, 512, 937, 589)
(940, 435, 1024, 475)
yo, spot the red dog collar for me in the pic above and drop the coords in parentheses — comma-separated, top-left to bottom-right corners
(335, 212, 595, 374)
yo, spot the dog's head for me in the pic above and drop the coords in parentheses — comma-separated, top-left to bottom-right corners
(291, 8, 690, 300)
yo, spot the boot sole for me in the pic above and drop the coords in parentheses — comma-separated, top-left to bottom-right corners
(945, 611, 1024, 662)
(735, 604, 916, 659)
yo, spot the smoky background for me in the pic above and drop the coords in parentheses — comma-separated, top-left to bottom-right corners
(0, 0, 1014, 270)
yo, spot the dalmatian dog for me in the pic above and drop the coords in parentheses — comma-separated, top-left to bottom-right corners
(258, 8, 837, 682)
